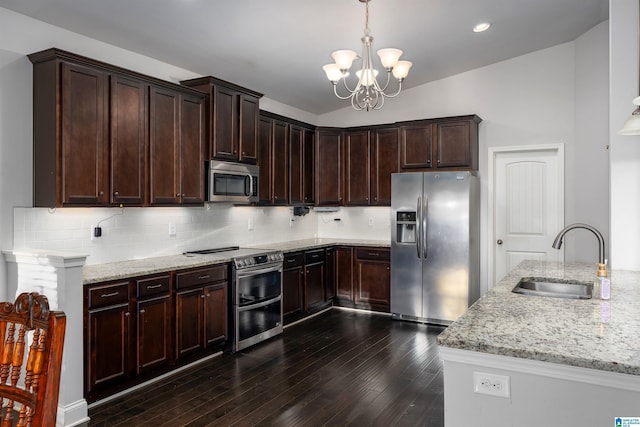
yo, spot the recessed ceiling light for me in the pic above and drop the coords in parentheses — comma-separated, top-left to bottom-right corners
(473, 22, 491, 33)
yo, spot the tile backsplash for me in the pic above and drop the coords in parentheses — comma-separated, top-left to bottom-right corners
(12, 205, 391, 265)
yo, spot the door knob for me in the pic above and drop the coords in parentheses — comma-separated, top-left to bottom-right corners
(497, 239, 503, 245)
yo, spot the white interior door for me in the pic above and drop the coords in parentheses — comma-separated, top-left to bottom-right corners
(489, 145, 564, 286)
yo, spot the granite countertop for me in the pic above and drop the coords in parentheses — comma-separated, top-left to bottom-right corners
(437, 260, 640, 376)
(83, 238, 389, 284)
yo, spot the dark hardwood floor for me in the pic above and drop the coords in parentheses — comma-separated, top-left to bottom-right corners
(88, 309, 446, 427)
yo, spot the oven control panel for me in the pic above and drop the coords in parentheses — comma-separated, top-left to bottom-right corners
(234, 251, 283, 269)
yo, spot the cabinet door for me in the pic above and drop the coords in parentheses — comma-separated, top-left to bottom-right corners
(179, 93, 206, 204)
(400, 124, 434, 170)
(86, 303, 131, 392)
(272, 120, 289, 205)
(335, 247, 354, 302)
(61, 62, 108, 205)
(289, 125, 304, 205)
(371, 128, 399, 206)
(324, 248, 336, 301)
(257, 116, 274, 204)
(213, 86, 238, 160)
(203, 283, 227, 348)
(355, 258, 391, 312)
(109, 74, 146, 205)
(283, 266, 304, 318)
(239, 94, 259, 164)
(149, 86, 180, 205)
(435, 121, 472, 168)
(303, 129, 315, 204)
(175, 287, 203, 359)
(345, 130, 371, 206)
(315, 129, 343, 206)
(137, 295, 170, 374)
(305, 262, 325, 310)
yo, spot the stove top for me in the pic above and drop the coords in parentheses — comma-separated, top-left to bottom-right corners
(184, 246, 283, 269)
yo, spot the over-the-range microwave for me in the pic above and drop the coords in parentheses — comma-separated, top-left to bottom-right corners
(207, 160, 259, 204)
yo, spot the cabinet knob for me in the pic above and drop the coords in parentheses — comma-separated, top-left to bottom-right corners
(113, 191, 119, 196)
(365, 197, 368, 201)
(182, 193, 186, 197)
(427, 160, 431, 163)
(139, 309, 145, 314)
(99, 191, 104, 196)
(201, 294, 206, 299)
(242, 152, 245, 155)
(125, 312, 130, 317)
(176, 193, 181, 197)
(206, 294, 211, 298)
(274, 196, 278, 200)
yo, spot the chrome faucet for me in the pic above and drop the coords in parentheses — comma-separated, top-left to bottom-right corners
(552, 223, 605, 264)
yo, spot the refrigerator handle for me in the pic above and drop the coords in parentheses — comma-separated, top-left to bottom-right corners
(416, 197, 422, 259)
(423, 196, 428, 259)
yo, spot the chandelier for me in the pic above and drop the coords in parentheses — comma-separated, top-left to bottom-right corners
(322, 0, 412, 111)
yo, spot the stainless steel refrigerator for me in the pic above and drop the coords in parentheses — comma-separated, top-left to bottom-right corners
(391, 171, 480, 325)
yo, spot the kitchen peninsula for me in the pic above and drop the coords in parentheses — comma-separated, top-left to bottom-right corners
(437, 260, 640, 426)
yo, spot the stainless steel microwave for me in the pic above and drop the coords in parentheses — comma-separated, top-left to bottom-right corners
(207, 160, 259, 204)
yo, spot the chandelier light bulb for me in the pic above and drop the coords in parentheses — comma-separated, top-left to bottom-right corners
(392, 60, 413, 80)
(355, 68, 379, 87)
(331, 50, 358, 71)
(377, 48, 403, 69)
(323, 63, 343, 83)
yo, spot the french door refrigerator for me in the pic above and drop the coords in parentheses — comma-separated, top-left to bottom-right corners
(391, 171, 480, 325)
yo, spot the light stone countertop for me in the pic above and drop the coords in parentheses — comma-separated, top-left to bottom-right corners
(83, 238, 389, 284)
(437, 260, 640, 376)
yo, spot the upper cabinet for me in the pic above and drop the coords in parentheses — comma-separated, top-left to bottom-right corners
(399, 115, 481, 172)
(289, 125, 315, 205)
(257, 113, 288, 205)
(344, 130, 371, 206)
(29, 48, 207, 207)
(315, 128, 343, 206)
(180, 76, 262, 164)
(370, 127, 400, 206)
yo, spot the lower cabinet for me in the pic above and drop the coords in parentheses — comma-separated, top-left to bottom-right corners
(334, 246, 355, 306)
(283, 253, 304, 324)
(84, 264, 228, 401)
(354, 247, 391, 312)
(175, 265, 228, 359)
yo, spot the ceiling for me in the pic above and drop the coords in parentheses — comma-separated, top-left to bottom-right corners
(0, 0, 608, 115)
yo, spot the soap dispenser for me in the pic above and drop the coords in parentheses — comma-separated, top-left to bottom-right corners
(594, 261, 610, 300)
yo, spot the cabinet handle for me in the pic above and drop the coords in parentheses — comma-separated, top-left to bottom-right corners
(139, 309, 145, 314)
(146, 284, 163, 290)
(368, 252, 379, 257)
(287, 259, 296, 263)
(100, 291, 119, 298)
(198, 275, 211, 280)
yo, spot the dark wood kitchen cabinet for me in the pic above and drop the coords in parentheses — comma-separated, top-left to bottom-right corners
(289, 125, 315, 205)
(84, 281, 132, 396)
(304, 250, 326, 312)
(370, 127, 399, 205)
(135, 275, 171, 375)
(174, 265, 228, 359)
(324, 247, 337, 302)
(399, 116, 480, 171)
(180, 76, 262, 164)
(355, 247, 391, 312)
(344, 130, 371, 206)
(315, 128, 343, 206)
(282, 253, 304, 324)
(334, 246, 354, 306)
(257, 113, 289, 205)
(149, 86, 206, 205)
(29, 48, 207, 207)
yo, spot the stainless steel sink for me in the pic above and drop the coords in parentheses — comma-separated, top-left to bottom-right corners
(512, 277, 593, 299)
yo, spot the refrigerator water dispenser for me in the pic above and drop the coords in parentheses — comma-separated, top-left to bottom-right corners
(396, 212, 417, 243)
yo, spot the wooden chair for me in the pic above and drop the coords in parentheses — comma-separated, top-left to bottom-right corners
(0, 293, 66, 427)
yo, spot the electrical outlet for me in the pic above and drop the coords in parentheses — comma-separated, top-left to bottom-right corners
(168, 223, 176, 237)
(473, 372, 510, 398)
(368, 217, 374, 226)
(248, 218, 254, 230)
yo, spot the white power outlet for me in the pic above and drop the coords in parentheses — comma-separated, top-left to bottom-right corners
(473, 372, 510, 398)
(168, 223, 176, 237)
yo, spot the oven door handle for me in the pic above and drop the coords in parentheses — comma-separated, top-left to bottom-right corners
(237, 295, 281, 311)
(235, 264, 282, 279)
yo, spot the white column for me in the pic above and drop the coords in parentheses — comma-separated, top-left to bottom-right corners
(3, 250, 89, 427)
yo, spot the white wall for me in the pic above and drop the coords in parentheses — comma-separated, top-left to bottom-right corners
(610, 0, 640, 270)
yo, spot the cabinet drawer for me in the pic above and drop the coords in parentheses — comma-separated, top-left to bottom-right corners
(87, 282, 130, 309)
(176, 264, 227, 289)
(356, 248, 390, 261)
(284, 253, 304, 269)
(304, 250, 325, 265)
(136, 275, 171, 298)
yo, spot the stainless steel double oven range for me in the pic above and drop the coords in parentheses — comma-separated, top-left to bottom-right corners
(186, 246, 284, 352)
